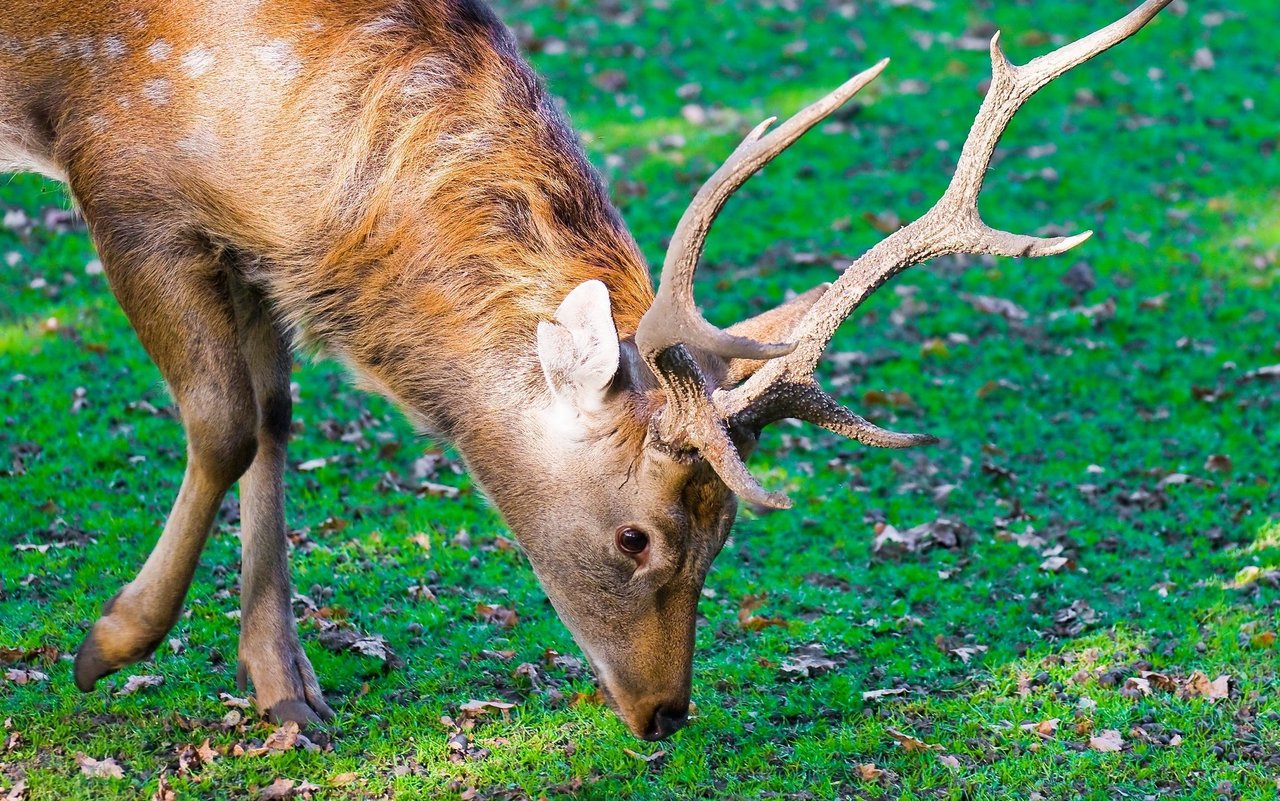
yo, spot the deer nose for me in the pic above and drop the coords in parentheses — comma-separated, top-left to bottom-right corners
(642, 702, 689, 741)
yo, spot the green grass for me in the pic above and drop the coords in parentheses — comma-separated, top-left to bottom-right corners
(3, 1, 1278, 799)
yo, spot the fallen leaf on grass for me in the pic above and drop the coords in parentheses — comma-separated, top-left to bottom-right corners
(1088, 729, 1124, 752)
(259, 779, 295, 800)
(1230, 566, 1265, 589)
(961, 293, 1029, 322)
(622, 748, 667, 764)
(873, 518, 971, 558)
(1040, 555, 1071, 572)
(1140, 671, 1178, 692)
(1179, 671, 1230, 702)
(176, 739, 218, 774)
(862, 687, 909, 702)
(1122, 676, 1151, 698)
(316, 625, 402, 667)
(458, 699, 516, 721)
(949, 645, 988, 664)
(220, 692, 252, 709)
(857, 763, 884, 780)
(4, 669, 48, 685)
(330, 773, 359, 786)
(117, 674, 164, 695)
(1238, 364, 1280, 383)
(887, 728, 943, 753)
(474, 602, 519, 629)
(152, 771, 175, 801)
(0, 646, 59, 664)
(1204, 454, 1233, 473)
(1020, 718, 1060, 738)
(76, 753, 125, 779)
(779, 644, 844, 680)
(736, 594, 788, 632)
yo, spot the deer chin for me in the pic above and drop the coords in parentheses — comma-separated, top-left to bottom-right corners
(581, 653, 686, 741)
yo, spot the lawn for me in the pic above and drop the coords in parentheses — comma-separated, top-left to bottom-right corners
(2, 1, 1278, 799)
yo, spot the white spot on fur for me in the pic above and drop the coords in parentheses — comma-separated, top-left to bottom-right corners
(253, 40, 301, 80)
(101, 35, 126, 59)
(176, 119, 218, 157)
(361, 16, 399, 34)
(180, 46, 215, 78)
(142, 78, 171, 106)
(49, 34, 72, 59)
(73, 35, 94, 60)
(147, 40, 171, 62)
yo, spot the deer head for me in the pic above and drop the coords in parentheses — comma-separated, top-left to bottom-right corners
(476, 0, 1171, 740)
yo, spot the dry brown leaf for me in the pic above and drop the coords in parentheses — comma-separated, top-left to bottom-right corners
(259, 778, 295, 800)
(857, 763, 884, 780)
(961, 293, 1029, 321)
(261, 722, 300, 753)
(151, 771, 176, 801)
(1204, 454, 1233, 473)
(458, 699, 516, 721)
(1140, 671, 1178, 692)
(950, 645, 988, 664)
(1020, 718, 1060, 738)
(621, 748, 667, 763)
(4, 669, 48, 685)
(779, 644, 844, 680)
(887, 728, 942, 753)
(1039, 555, 1071, 572)
(1089, 729, 1124, 753)
(736, 594, 788, 632)
(938, 753, 962, 769)
(176, 738, 217, 775)
(474, 602, 519, 629)
(331, 772, 359, 786)
(76, 753, 126, 779)
(1180, 671, 1230, 702)
(862, 687, 909, 701)
(117, 674, 164, 696)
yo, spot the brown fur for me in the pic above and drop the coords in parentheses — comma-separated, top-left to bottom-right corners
(0, 0, 802, 738)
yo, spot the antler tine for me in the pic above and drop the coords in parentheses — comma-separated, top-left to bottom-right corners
(635, 58, 889, 365)
(720, 0, 1172, 440)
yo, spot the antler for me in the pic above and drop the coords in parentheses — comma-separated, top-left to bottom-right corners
(639, 0, 1173, 509)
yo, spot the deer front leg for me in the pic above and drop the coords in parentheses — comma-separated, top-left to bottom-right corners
(230, 285, 332, 725)
(74, 247, 259, 691)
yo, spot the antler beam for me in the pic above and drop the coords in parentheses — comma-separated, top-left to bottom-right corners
(645, 0, 1173, 509)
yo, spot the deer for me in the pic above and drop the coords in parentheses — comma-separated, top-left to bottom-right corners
(0, 0, 1171, 740)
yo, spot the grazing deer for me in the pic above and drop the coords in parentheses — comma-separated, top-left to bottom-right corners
(0, 0, 1170, 739)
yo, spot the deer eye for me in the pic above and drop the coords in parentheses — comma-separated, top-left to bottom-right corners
(615, 526, 650, 556)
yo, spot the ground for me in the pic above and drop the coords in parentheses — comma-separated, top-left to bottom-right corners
(1, 1, 1278, 799)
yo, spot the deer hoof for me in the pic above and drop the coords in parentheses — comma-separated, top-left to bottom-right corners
(268, 699, 328, 726)
(73, 629, 120, 691)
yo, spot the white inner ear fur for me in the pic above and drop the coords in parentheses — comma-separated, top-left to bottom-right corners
(536, 280, 620, 419)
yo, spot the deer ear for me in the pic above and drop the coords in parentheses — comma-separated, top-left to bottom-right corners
(722, 284, 830, 386)
(537, 280, 620, 410)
